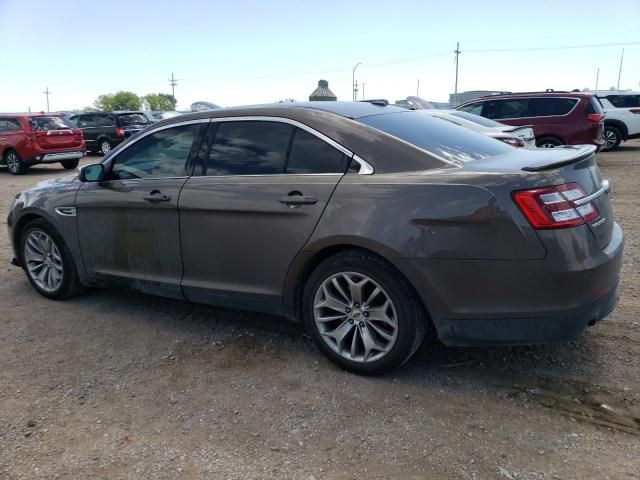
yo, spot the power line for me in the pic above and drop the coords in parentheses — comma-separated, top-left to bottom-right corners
(467, 41, 640, 53)
(460, 29, 640, 46)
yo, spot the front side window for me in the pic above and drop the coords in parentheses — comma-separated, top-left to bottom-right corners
(205, 121, 293, 176)
(286, 129, 346, 174)
(528, 98, 578, 117)
(110, 124, 198, 180)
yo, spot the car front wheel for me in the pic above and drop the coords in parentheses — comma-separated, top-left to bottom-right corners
(303, 250, 426, 374)
(20, 219, 84, 300)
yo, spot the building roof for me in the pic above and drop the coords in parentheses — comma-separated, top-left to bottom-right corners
(309, 80, 337, 101)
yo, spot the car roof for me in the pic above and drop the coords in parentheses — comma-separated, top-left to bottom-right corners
(0, 112, 63, 118)
(218, 101, 408, 119)
(471, 91, 592, 102)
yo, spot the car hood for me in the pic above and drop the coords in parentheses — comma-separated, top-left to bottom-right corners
(29, 173, 80, 192)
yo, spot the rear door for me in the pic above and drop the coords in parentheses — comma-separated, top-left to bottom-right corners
(179, 118, 348, 312)
(71, 114, 102, 149)
(31, 116, 83, 150)
(76, 121, 205, 298)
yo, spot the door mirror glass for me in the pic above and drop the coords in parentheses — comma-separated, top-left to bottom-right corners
(79, 163, 104, 182)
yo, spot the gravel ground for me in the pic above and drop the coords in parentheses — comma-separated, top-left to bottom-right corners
(0, 146, 639, 480)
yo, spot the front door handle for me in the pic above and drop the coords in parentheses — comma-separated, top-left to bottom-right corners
(279, 194, 318, 206)
(143, 190, 171, 204)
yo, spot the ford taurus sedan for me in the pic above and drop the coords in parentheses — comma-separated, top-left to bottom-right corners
(7, 102, 624, 374)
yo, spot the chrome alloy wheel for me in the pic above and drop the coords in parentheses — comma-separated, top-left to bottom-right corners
(24, 230, 64, 293)
(604, 129, 618, 150)
(313, 272, 398, 363)
(100, 140, 111, 154)
(6, 151, 20, 173)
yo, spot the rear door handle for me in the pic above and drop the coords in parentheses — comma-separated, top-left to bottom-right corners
(279, 194, 317, 206)
(143, 190, 171, 204)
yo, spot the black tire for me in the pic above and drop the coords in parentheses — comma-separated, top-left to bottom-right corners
(61, 159, 79, 169)
(302, 249, 426, 375)
(536, 137, 563, 149)
(602, 125, 622, 152)
(19, 219, 85, 300)
(99, 138, 112, 155)
(5, 149, 26, 175)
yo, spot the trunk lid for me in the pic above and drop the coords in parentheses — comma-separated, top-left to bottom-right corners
(32, 116, 83, 150)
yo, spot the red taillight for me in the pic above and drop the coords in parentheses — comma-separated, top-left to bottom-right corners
(115, 127, 125, 138)
(497, 136, 525, 148)
(630, 109, 640, 114)
(512, 183, 599, 229)
(587, 113, 603, 122)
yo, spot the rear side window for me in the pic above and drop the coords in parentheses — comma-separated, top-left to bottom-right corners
(31, 116, 75, 131)
(528, 98, 578, 117)
(605, 95, 640, 108)
(94, 115, 116, 127)
(205, 121, 293, 176)
(358, 111, 512, 162)
(484, 99, 529, 119)
(286, 129, 346, 174)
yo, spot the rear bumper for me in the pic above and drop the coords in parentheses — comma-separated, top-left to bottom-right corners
(41, 150, 84, 163)
(396, 222, 624, 346)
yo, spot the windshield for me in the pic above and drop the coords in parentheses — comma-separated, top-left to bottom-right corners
(357, 111, 512, 162)
(449, 111, 505, 128)
(31, 116, 76, 131)
(119, 113, 150, 126)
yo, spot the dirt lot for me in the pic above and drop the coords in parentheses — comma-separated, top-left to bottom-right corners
(0, 146, 639, 480)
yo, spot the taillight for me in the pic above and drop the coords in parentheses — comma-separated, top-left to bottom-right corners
(512, 183, 599, 229)
(497, 136, 525, 148)
(587, 113, 603, 122)
(115, 127, 125, 138)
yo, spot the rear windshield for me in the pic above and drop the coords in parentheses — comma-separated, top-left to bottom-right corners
(357, 111, 512, 162)
(449, 111, 504, 127)
(31, 116, 76, 131)
(119, 113, 151, 127)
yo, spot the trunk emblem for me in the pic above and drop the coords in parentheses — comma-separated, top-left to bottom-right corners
(591, 217, 606, 228)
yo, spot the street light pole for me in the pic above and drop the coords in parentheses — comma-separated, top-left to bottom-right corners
(352, 63, 361, 101)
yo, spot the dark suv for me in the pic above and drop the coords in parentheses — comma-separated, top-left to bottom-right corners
(456, 91, 605, 149)
(69, 111, 152, 155)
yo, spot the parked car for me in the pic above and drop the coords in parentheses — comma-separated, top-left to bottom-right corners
(7, 102, 623, 374)
(191, 101, 220, 112)
(68, 111, 152, 154)
(456, 91, 605, 149)
(595, 91, 640, 151)
(419, 109, 536, 148)
(0, 113, 85, 175)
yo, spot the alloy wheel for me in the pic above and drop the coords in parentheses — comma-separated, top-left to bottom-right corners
(101, 140, 111, 154)
(313, 272, 398, 363)
(604, 129, 618, 150)
(6, 151, 20, 173)
(24, 230, 64, 293)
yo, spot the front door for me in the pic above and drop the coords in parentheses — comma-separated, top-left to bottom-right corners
(179, 119, 349, 313)
(76, 122, 204, 298)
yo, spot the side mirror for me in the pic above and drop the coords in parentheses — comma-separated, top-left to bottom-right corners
(79, 163, 104, 182)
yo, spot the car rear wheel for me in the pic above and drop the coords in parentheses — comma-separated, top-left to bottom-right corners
(99, 139, 112, 155)
(61, 159, 79, 169)
(20, 219, 85, 300)
(303, 250, 426, 374)
(5, 150, 26, 175)
(602, 126, 622, 151)
(536, 137, 563, 148)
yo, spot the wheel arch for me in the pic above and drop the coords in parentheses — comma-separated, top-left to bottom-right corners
(282, 237, 437, 327)
(604, 119, 628, 140)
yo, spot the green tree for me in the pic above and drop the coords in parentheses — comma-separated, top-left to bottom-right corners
(277, 98, 296, 103)
(94, 91, 141, 111)
(142, 93, 177, 111)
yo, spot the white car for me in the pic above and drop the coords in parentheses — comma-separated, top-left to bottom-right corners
(595, 91, 640, 151)
(418, 110, 537, 148)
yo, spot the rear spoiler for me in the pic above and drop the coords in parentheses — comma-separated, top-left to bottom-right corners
(522, 145, 597, 172)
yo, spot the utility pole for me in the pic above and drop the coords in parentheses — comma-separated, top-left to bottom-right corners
(352, 62, 361, 101)
(169, 72, 178, 98)
(616, 48, 625, 90)
(416, 78, 420, 97)
(453, 42, 461, 106)
(595, 68, 600, 92)
(354, 80, 359, 102)
(43, 87, 51, 112)
(361, 82, 366, 100)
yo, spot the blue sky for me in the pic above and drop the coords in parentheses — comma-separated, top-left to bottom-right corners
(0, 0, 639, 111)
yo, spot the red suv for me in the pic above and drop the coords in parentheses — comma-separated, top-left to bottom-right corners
(0, 113, 86, 175)
(456, 91, 605, 149)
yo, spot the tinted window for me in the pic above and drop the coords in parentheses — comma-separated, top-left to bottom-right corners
(286, 129, 345, 174)
(358, 111, 512, 162)
(457, 102, 483, 116)
(0, 118, 21, 131)
(528, 98, 578, 117)
(111, 124, 198, 180)
(605, 95, 640, 108)
(449, 111, 504, 127)
(31, 116, 75, 131)
(94, 114, 116, 127)
(119, 113, 150, 127)
(484, 99, 528, 119)
(205, 121, 292, 176)
(72, 114, 95, 128)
